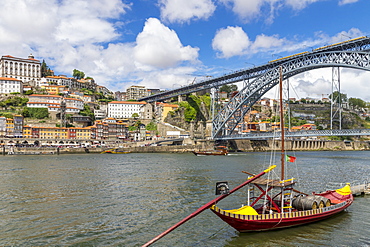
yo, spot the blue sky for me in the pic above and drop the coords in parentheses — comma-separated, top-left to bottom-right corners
(1, 0, 370, 100)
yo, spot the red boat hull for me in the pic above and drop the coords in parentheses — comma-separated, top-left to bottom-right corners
(211, 194, 353, 232)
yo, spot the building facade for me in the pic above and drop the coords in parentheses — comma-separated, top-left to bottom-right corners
(126, 85, 150, 100)
(0, 77, 23, 94)
(27, 94, 84, 115)
(0, 54, 41, 84)
(108, 101, 147, 119)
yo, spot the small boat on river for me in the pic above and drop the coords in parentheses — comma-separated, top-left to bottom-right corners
(193, 146, 228, 156)
(101, 148, 130, 154)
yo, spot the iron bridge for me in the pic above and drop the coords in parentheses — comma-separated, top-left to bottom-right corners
(216, 129, 370, 140)
(139, 36, 370, 140)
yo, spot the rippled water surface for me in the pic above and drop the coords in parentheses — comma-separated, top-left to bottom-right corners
(0, 151, 370, 246)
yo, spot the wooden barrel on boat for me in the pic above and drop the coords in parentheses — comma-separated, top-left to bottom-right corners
(313, 195, 331, 208)
(293, 195, 331, 210)
(292, 195, 318, 210)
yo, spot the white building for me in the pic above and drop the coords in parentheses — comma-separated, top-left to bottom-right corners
(0, 77, 23, 94)
(40, 75, 77, 88)
(27, 94, 84, 114)
(108, 101, 147, 119)
(0, 54, 41, 84)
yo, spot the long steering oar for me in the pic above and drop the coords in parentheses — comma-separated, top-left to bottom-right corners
(142, 165, 276, 247)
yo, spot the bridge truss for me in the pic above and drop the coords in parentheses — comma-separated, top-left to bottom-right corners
(140, 36, 370, 103)
(213, 50, 370, 138)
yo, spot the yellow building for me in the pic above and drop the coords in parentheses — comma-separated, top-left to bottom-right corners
(5, 118, 14, 137)
(23, 125, 32, 138)
(156, 103, 179, 122)
(74, 127, 92, 140)
(41, 85, 66, 95)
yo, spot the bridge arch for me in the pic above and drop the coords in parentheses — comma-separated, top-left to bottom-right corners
(213, 50, 370, 138)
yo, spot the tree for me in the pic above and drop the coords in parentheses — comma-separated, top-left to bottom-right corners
(219, 84, 238, 96)
(23, 107, 49, 119)
(73, 69, 85, 80)
(179, 101, 196, 122)
(24, 90, 34, 95)
(132, 113, 140, 119)
(349, 97, 366, 109)
(41, 60, 53, 77)
(146, 121, 157, 131)
(329, 91, 347, 104)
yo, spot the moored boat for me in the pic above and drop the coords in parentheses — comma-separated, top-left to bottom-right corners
(210, 180, 353, 232)
(101, 148, 130, 154)
(193, 146, 228, 156)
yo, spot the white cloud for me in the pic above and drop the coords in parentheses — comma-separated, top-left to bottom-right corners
(338, 0, 359, 5)
(134, 18, 199, 68)
(0, 0, 200, 92)
(212, 26, 286, 58)
(219, 0, 265, 23)
(220, 0, 324, 23)
(251, 34, 285, 52)
(159, 0, 216, 23)
(212, 26, 251, 58)
(285, 0, 321, 10)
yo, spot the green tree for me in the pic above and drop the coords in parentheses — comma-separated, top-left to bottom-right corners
(24, 108, 49, 119)
(132, 113, 140, 119)
(146, 121, 157, 131)
(73, 69, 85, 80)
(349, 97, 366, 109)
(219, 84, 238, 96)
(24, 90, 34, 95)
(41, 60, 53, 77)
(329, 91, 347, 104)
(179, 101, 196, 122)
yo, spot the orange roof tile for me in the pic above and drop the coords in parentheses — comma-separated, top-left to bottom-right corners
(0, 77, 21, 81)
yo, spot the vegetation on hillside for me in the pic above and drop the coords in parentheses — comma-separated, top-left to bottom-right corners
(79, 104, 95, 120)
(21, 107, 49, 119)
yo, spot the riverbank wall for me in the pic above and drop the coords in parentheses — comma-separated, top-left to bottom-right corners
(2, 140, 370, 155)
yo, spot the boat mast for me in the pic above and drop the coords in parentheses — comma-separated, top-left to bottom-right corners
(279, 66, 285, 181)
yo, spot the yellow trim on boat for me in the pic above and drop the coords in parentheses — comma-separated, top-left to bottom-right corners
(336, 183, 351, 195)
(222, 205, 259, 216)
(264, 165, 276, 173)
(280, 178, 295, 183)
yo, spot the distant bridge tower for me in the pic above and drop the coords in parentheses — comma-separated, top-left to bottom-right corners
(331, 67, 342, 130)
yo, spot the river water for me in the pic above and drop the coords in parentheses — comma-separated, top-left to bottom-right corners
(0, 151, 370, 246)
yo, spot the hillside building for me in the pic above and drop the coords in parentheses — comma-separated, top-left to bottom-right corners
(0, 54, 41, 85)
(107, 101, 147, 119)
(126, 85, 150, 100)
(0, 77, 23, 94)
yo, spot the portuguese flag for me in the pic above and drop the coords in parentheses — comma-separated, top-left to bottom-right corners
(286, 155, 296, 163)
